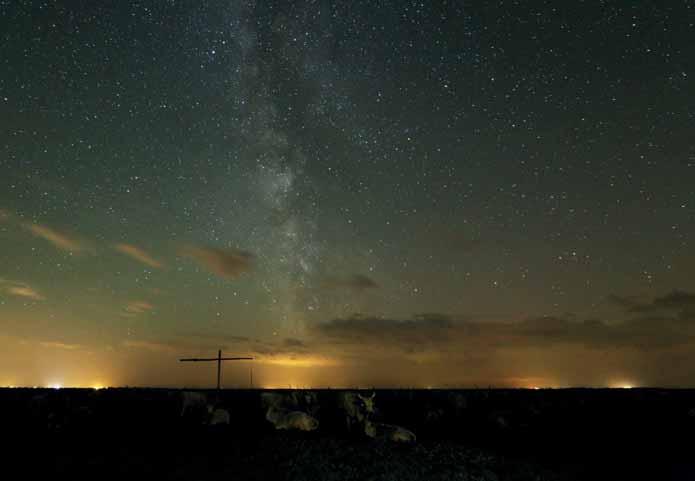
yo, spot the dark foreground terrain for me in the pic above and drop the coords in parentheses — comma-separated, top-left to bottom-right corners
(2, 388, 694, 480)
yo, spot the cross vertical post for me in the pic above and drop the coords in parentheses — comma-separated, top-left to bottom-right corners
(217, 349, 222, 390)
(179, 350, 253, 390)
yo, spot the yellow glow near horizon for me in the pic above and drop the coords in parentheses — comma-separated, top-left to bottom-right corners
(0, 384, 111, 389)
(610, 380, 637, 389)
(258, 355, 339, 368)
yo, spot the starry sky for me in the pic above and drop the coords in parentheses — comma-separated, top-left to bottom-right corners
(1, 0, 694, 388)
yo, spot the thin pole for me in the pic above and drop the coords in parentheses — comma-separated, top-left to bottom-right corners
(217, 349, 221, 390)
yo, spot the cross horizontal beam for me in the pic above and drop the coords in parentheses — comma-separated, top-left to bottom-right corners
(179, 357, 253, 362)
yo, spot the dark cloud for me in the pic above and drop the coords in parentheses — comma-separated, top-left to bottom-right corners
(250, 337, 310, 356)
(523, 314, 690, 349)
(324, 274, 379, 290)
(181, 245, 254, 279)
(311, 302, 695, 356)
(653, 290, 695, 311)
(606, 294, 644, 310)
(516, 316, 641, 349)
(609, 290, 695, 318)
(283, 337, 306, 348)
(313, 314, 455, 352)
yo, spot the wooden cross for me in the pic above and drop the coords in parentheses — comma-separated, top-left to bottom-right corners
(179, 349, 253, 390)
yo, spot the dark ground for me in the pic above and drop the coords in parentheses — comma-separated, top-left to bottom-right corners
(2, 388, 694, 480)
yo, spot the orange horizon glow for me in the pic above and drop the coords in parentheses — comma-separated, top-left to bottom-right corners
(0, 380, 652, 390)
(256, 355, 341, 368)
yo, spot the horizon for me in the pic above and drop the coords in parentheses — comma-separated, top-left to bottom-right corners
(0, 384, 664, 390)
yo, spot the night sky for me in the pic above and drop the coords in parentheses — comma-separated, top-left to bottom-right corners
(1, 1, 694, 388)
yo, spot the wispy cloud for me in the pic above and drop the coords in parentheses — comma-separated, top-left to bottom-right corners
(24, 223, 87, 252)
(180, 245, 254, 279)
(324, 274, 379, 290)
(0, 279, 45, 301)
(125, 300, 154, 315)
(7, 286, 45, 301)
(114, 243, 165, 269)
(38, 341, 81, 350)
(123, 339, 177, 353)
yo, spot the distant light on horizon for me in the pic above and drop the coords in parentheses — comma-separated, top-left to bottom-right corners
(609, 380, 637, 389)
